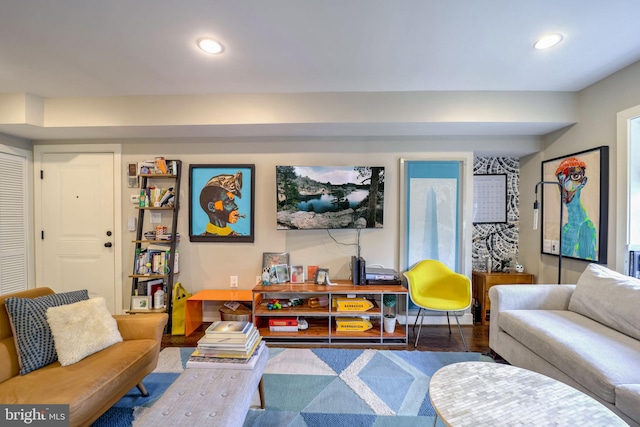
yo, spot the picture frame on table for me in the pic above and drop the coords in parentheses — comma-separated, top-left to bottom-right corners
(262, 252, 290, 270)
(307, 265, 319, 282)
(290, 265, 305, 283)
(273, 264, 290, 283)
(315, 268, 329, 285)
(540, 146, 609, 263)
(131, 295, 151, 310)
(189, 164, 255, 243)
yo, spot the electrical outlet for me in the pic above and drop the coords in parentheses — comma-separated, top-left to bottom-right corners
(230, 275, 238, 288)
(130, 194, 139, 204)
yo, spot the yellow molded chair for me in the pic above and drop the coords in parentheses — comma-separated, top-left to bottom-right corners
(403, 259, 472, 350)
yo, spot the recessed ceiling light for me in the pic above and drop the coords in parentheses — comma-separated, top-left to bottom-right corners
(197, 38, 224, 54)
(534, 34, 563, 50)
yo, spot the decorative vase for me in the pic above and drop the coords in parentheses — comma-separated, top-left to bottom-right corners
(383, 316, 396, 333)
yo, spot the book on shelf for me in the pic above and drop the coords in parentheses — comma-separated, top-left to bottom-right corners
(196, 336, 262, 359)
(268, 318, 297, 327)
(205, 320, 252, 338)
(269, 325, 298, 332)
(154, 157, 168, 174)
(187, 341, 266, 370)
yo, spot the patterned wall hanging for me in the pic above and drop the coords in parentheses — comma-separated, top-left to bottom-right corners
(473, 157, 520, 272)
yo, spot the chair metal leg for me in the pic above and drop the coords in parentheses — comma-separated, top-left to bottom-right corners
(414, 309, 426, 348)
(446, 311, 452, 334)
(453, 311, 468, 352)
(413, 308, 422, 333)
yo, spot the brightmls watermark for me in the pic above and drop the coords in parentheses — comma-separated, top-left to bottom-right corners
(0, 405, 69, 426)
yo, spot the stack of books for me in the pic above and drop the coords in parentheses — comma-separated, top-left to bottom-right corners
(187, 320, 263, 370)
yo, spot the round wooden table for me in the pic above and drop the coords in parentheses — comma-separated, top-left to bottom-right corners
(429, 362, 627, 426)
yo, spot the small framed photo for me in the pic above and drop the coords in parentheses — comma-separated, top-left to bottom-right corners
(315, 268, 329, 285)
(291, 265, 305, 283)
(273, 264, 290, 283)
(131, 296, 151, 310)
(307, 265, 319, 282)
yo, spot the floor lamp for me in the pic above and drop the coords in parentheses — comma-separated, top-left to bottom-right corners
(533, 181, 563, 284)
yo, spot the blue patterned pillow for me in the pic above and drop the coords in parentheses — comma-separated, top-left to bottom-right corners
(5, 290, 89, 375)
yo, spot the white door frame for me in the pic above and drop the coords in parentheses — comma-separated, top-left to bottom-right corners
(0, 142, 34, 292)
(33, 144, 123, 313)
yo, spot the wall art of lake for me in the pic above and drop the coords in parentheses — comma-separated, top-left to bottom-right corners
(296, 189, 368, 213)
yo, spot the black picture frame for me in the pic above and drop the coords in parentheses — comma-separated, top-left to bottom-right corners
(315, 268, 329, 285)
(540, 146, 609, 263)
(189, 164, 255, 243)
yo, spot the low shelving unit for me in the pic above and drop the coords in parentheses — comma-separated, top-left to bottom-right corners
(252, 281, 408, 346)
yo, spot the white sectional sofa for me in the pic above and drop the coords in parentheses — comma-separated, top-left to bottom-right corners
(489, 264, 640, 426)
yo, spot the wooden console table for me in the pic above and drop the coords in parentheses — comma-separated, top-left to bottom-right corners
(185, 289, 253, 336)
(252, 281, 408, 346)
(472, 271, 535, 325)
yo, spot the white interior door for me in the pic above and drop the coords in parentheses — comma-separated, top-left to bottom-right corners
(36, 151, 117, 312)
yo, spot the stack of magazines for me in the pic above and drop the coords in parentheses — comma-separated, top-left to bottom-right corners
(187, 320, 264, 370)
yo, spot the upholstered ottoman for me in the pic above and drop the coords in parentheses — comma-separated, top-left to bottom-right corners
(134, 346, 268, 427)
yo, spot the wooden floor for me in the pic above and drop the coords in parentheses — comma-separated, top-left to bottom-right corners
(162, 323, 491, 354)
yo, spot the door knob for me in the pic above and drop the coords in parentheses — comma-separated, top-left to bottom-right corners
(104, 242, 113, 248)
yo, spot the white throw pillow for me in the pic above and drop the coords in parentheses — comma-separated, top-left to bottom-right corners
(46, 297, 123, 366)
(568, 263, 640, 340)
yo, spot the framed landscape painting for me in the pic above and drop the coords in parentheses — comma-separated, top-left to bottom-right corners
(540, 146, 608, 263)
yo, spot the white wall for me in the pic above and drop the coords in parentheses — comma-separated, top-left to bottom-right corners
(0, 132, 32, 150)
(520, 60, 640, 283)
(117, 136, 536, 306)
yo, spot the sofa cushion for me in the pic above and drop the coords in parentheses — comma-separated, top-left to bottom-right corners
(569, 263, 640, 340)
(616, 384, 640, 423)
(5, 289, 89, 375)
(498, 309, 640, 403)
(46, 297, 122, 366)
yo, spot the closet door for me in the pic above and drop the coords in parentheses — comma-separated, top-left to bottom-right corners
(0, 151, 29, 295)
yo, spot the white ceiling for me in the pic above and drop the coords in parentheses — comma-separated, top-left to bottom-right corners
(1, 0, 640, 142)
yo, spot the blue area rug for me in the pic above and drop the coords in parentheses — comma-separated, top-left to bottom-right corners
(244, 348, 493, 426)
(92, 347, 493, 426)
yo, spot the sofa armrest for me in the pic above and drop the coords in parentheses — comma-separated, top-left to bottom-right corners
(114, 313, 168, 342)
(488, 284, 575, 350)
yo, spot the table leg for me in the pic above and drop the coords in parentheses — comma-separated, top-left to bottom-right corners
(185, 299, 203, 336)
(258, 377, 265, 409)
